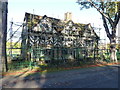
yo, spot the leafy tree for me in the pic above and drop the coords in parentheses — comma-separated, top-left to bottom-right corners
(77, 0, 120, 62)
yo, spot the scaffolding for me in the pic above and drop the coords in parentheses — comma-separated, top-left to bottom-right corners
(6, 12, 120, 71)
(7, 20, 23, 61)
(20, 12, 99, 63)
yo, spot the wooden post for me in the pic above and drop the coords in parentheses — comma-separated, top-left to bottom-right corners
(21, 15, 28, 60)
(0, 0, 8, 72)
(0, 1, 3, 75)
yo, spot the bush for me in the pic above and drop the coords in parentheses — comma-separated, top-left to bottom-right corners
(117, 52, 120, 60)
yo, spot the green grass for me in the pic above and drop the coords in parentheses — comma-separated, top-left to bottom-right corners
(8, 60, 31, 71)
(36, 60, 95, 72)
(7, 53, 120, 73)
(117, 52, 120, 60)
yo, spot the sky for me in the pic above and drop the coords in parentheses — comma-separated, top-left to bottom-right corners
(8, 0, 109, 43)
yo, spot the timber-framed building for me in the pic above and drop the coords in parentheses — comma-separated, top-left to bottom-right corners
(21, 12, 99, 63)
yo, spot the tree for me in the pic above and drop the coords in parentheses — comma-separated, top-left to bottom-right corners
(0, 0, 8, 72)
(77, 0, 120, 63)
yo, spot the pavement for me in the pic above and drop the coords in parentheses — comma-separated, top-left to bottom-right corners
(1, 64, 120, 88)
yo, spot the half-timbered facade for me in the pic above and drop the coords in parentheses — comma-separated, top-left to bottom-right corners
(21, 12, 99, 62)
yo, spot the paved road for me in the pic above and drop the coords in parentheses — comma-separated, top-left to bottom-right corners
(1, 64, 119, 88)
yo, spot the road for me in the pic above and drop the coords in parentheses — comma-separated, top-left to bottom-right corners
(1, 64, 119, 88)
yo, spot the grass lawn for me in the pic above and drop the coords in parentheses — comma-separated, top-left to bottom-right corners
(2, 60, 120, 77)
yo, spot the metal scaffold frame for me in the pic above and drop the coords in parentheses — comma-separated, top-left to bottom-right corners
(6, 12, 120, 71)
(7, 20, 23, 61)
(21, 12, 99, 63)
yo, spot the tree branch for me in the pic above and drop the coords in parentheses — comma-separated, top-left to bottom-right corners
(114, 4, 120, 28)
(88, 0, 114, 26)
(102, 14, 111, 40)
(106, 13, 114, 28)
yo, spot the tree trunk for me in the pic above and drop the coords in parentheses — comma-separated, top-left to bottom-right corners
(101, 12, 118, 63)
(110, 37, 117, 63)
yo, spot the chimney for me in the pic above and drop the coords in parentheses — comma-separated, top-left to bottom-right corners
(64, 12, 72, 21)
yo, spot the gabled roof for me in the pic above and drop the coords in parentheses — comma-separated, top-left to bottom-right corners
(24, 12, 60, 23)
(24, 12, 61, 31)
(23, 12, 99, 40)
(83, 23, 100, 40)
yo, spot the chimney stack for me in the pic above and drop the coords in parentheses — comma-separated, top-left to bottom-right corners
(64, 12, 72, 21)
